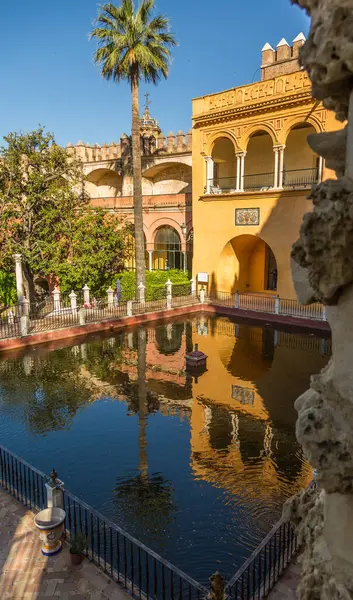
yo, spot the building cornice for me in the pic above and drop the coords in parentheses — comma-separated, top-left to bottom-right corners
(192, 92, 316, 128)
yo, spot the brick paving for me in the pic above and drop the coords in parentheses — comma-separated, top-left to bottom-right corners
(0, 488, 130, 600)
(266, 557, 301, 599)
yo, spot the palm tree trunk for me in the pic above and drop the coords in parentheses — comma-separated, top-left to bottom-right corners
(131, 77, 146, 290)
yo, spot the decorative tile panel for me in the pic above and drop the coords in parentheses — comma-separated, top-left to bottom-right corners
(235, 207, 260, 226)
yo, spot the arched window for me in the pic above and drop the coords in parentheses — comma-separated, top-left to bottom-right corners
(153, 226, 182, 270)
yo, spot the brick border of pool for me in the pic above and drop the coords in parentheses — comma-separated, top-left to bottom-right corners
(0, 301, 330, 352)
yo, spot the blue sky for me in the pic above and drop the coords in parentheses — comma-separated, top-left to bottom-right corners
(0, 0, 309, 147)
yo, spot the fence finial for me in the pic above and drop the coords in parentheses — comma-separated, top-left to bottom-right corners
(209, 572, 225, 600)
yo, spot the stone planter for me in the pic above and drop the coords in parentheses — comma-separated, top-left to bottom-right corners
(34, 507, 66, 556)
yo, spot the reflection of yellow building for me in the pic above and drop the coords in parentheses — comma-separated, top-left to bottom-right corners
(191, 35, 343, 298)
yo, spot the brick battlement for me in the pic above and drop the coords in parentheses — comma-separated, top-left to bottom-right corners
(67, 129, 192, 162)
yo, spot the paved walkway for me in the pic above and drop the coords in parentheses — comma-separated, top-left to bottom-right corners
(266, 557, 301, 599)
(0, 488, 130, 600)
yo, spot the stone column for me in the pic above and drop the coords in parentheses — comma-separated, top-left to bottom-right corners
(205, 156, 214, 193)
(166, 279, 172, 309)
(52, 287, 61, 312)
(240, 152, 246, 192)
(137, 282, 145, 303)
(190, 277, 196, 296)
(107, 287, 114, 307)
(69, 291, 77, 314)
(148, 250, 153, 272)
(318, 155, 324, 182)
(278, 145, 285, 189)
(273, 146, 279, 188)
(83, 284, 90, 306)
(13, 254, 24, 304)
(236, 153, 242, 191)
(127, 300, 133, 317)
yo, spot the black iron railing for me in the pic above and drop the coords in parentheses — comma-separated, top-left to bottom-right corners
(282, 168, 319, 189)
(84, 301, 128, 323)
(243, 172, 274, 191)
(0, 308, 22, 339)
(224, 519, 297, 600)
(0, 444, 208, 600)
(0, 445, 47, 510)
(64, 488, 208, 600)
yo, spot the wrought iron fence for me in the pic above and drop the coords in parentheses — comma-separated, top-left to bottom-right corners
(209, 292, 326, 322)
(0, 445, 47, 510)
(64, 488, 208, 600)
(243, 171, 274, 191)
(0, 444, 208, 600)
(84, 301, 128, 323)
(224, 519, 297, 600)
(0, 306, 22, 339)
(29, 304, 80, 333)
(282, 168, 319, 189)
(133, 298, 168, 315)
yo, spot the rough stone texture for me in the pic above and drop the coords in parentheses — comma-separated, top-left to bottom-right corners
(295, 360, 353, 493)
(307, 128, 347, 178)
(292, 178, 353, 305)
(291, 0, 353, 122)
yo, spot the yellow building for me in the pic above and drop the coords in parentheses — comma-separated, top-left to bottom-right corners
(191, 34, 340, 299)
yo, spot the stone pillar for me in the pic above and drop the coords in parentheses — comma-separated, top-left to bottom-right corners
(200, 287, 205, 304)
(21, 298, 30, 317)
(275, 295, 280, 314)
(13, 254, 24, 304)
(107, 287, 114, 307)
(45, 475, 64, 509)
(78, 307, 86, 325)
(235, 290, 239, 309)
(236, 153, 242, 191)
(137, 282, 145, 303)
(52, 287, 61, 312)
(83, 284, 90, 306)
(20, 314, 29, 337)
(273, 146, 279, 188)
(240, 152, 246, 192)
(278, 145, 285, 189)
(69, 291, 77, 314)
(148, 250, 153, 272)
(190, 277, 196, 296)
(205, 156, 214, 193)
(127, 300, 133, 317)
(166, 279, 172, 309)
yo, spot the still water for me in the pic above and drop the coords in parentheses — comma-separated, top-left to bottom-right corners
(0, 315, 329, 583)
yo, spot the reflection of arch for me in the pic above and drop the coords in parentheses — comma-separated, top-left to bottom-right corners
(241, 124, 277, 149)
(85, 168, 122, 198)
(206, 131, 239, 155)
(153, 226, 182, 271)
(217, 234, 278, 294)
(244, 131, 275, 190)
(219, 324, 274, 380)
(155, 323, 184, 355)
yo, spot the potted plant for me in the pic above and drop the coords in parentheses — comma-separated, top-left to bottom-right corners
(69, 532, 89, 566)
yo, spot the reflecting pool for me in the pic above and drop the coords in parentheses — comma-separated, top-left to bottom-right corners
(0, 315, 330, 583)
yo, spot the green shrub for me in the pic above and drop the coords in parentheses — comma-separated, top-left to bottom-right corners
(117, 270, 190, 301)
(0, 271, 17, 307)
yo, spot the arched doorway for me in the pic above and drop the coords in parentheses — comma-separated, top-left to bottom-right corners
(211, 137, 237, 192)
(283, 123, 320, 188)
(153, 226, 182, 270)
(217, 234, 278, 293)
(244, 131, 274, 191)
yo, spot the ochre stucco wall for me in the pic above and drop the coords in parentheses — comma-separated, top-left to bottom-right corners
(192, 69, 344, 300)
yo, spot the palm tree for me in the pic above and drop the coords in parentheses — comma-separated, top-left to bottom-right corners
(91, 0, 177, 289)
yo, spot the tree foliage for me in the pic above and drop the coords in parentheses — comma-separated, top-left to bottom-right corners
(0, 127, 132, 300)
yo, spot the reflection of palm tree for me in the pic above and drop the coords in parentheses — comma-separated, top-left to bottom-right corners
(115, 327, 175, 542)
